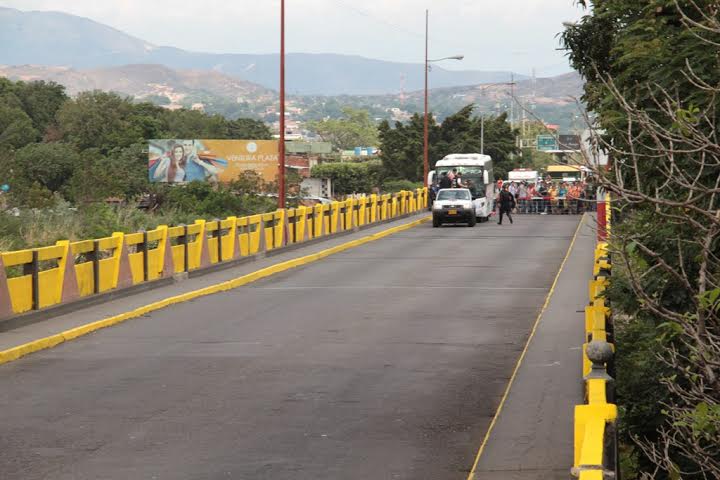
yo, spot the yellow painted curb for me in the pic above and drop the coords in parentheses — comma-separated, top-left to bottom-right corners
(0, 216, 430, 366)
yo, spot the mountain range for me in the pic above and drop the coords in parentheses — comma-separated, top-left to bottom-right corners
(0, 6, 584, 129)
(0, 63, 584, 127)
(0, 6, 528, 96)
(0, 64, 274, 105)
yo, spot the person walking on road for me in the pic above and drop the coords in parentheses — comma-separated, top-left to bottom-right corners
(497, 184, 515, 225)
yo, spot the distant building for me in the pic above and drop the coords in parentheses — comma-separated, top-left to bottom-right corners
(388, 107, 412, 122)
(340, 147, 379, 161)
(284, 142, 333, 178)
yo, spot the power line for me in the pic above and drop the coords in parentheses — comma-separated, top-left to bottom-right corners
(328, 0, 462, 59)
(331, 0, 426, 41)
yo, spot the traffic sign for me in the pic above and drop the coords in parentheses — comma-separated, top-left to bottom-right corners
(536, 135, 557, 152)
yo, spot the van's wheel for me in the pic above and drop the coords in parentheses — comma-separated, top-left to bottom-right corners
(432, 217, 440, 228)
(468, 216, 477, 227)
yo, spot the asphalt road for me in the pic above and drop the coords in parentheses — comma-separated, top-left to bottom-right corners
(0, 215, 581, 480)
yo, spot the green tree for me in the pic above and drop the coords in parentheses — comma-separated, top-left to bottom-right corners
(0, 103, 38, 150)
(307, 107, 379, 150)
(562, 2, 720, 478)
(6, 143, 79, 206)
(161, 109, 230, 139)
(311, 160, 384, 195)
(14, 80, 67, 135)
(227, 118, 272, 139)
(57, 91, 149, 154)
(378, 114, 426, 181)
(478, 113, 518, 179)
(0, 78, 67, 135)
(68, 143, 151, 203)
(378, 104, 518, 181)
(0, 77, 281, 216)
(229, 170, 268, 195)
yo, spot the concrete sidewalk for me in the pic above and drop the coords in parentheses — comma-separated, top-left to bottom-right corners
(469, 214, 595, 480)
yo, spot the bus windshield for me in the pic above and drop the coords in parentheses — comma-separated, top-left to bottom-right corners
(436, 166, 486, 198)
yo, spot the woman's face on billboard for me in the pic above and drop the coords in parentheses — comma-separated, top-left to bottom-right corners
(172, 146, 184, 162)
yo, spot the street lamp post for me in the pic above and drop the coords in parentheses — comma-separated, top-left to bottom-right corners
(423, 9, 463, 187)
(278, 0, 286, 209)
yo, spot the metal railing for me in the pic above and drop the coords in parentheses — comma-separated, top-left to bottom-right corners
(0, 189, 428, 319)
(572, 203, 619, 479)
(513, 197, 598, 215)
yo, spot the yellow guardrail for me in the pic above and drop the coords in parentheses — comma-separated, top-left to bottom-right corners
(573, 199, 618, 479)
(0, 189, 428, 318)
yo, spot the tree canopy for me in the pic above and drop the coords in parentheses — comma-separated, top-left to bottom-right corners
(0, 80, 273, 208)
(307, 107, 379, 151)
(561, 2, 720, 478)
(378, 104, 518, 181)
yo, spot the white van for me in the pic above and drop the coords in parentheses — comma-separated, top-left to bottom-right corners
(429, 154, 494, 222)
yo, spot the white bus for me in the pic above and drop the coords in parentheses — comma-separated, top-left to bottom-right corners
(429, 154, 495, 222)
(508, 168, 539, 184)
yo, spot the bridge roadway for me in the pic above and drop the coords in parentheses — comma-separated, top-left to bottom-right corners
(0, 215, 581, 480)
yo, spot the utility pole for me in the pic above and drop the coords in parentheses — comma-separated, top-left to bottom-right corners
(510, 73, 516, 160)
(480, 115, 484, 155)
(423, 9, 429, 188)
(510, 73, 515, 130)
(477, 81, 516, 156)
(277, 0, 286, 209)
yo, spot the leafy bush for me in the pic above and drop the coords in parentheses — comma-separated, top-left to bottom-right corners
(311, 160, 383, 195)
(381, 179, 421, 193)
(0, 211, 23, 250)
(4, 143, 80, 207)
(0, 189, 277, 251)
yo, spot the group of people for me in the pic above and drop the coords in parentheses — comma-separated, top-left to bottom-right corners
(437, 169, 467, 189)
(496, 179, 595, 215)
(429, 169, 470, 205)
(430, 170, 596, 226)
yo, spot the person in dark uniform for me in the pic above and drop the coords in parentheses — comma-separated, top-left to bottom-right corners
(497, 184, 515, 225)
(439, 172, 453, 189)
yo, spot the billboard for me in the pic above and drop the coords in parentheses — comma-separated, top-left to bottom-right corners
(558, 134, 581, 151)
(148, 140, 279, 183)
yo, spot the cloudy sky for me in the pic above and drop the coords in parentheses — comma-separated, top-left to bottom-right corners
(0, 0, 585, 75)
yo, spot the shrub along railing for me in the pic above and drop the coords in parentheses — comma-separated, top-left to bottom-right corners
(0, 189, 428, 319)
(572, 201, 618, 479)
